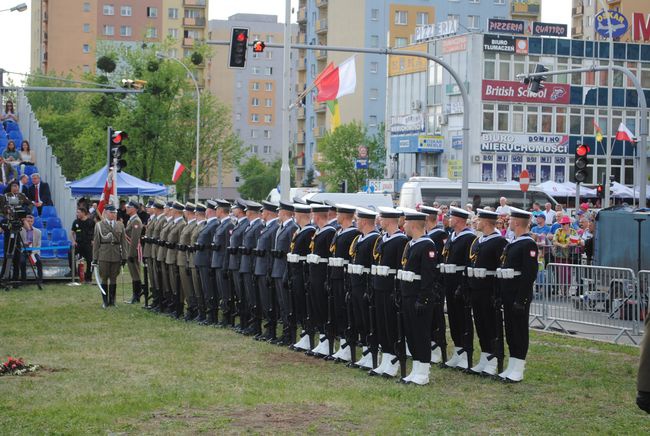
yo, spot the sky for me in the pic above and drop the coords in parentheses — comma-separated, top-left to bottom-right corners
(0, 0, 569, 83)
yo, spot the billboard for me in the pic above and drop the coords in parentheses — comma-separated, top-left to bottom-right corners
(482, 80, 570, 105)
(480, 133, 570, 154)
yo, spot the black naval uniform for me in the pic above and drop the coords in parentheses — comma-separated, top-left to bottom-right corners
(329, 226, 361, 340)
(427, 226, 447, 254)
(468, 231, 508, 356)
(228, 216, 249, 329)
(372, 231, 409, 356)
(272, 217, 299, 344)
(241, 217, 264, 335)
(254, 217, 279, 340)
(499, 233, 538, 360)
(195, 215, 219, 323)
(400, 236, 438, 363)
(348, 230, 381, 352)
(213, 216, 235, 325)
(288, 223, 316, 340)
(309, 223, 337, 335)
(441, 228, 476, 351)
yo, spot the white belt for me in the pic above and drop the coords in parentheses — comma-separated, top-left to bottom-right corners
(496, 268, 521, 279)
(439, 263, 466, 274)
(467, 267, 497, 278)
(396, 270, 421, 282)
(287, 254, 306, 263)
(347, 264, 370, 275)
(328, 257, 348, 267)
(306, 254, 329, 264)
(371, 265, 397, 277)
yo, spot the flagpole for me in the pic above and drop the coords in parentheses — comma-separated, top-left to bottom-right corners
(597, 0, 614, 207)
(279, 0, 291, 202)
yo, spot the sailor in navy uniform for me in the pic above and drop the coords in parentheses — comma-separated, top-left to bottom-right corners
(497, 207, 538, 382)
(467, 209, 508, 375)
(195, 200, 220, 324)
(213, 199, 235, 326)
(328, 204, 361, 363)
(324, 200, 341, 230)
(397, 210, 438, 385)
(287, 203, 317, 351)
(271, 201, 299, 345)
(306, 203, 337, 357)
(440, 206, 477, 369)
(240, 200, 264, 336)
(227, 201, 249, 332)
(253, 201, 280, 341)
(369, 207, 408, 378)
(421, 206, 447, 254)
(347, 207, 381, 369)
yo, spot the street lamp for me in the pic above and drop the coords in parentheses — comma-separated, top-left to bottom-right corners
(0, 3, 27, 13)
(156, 52, 200, 204)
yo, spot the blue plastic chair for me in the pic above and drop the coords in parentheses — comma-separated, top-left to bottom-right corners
(23, 165, 38, 177)
(4, 121, 19, 132)
(33, 216, 43, 229)
(31, 206, 38, 217)
(41, 206, 57, 219)
(51, 228, 68, 242)
(45, 216, 62, 229)
(0, 137, 7, 148)
(39, 240, 55, 259)
(7, 131, 22, 144)
(56, 241, 70, 259)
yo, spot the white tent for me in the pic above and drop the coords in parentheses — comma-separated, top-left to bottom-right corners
(562, 181, 597, 198)
(536, 180, 575, 198)
(611, 181, 636, 198)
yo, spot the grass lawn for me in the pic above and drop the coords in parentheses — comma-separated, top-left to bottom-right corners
(0, 282, 647, 434)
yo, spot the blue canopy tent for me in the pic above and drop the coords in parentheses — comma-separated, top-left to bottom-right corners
(69, 165, 168, 196)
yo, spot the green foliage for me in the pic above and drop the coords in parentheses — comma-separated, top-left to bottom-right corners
(317, 122, 386, 192)
(237, 156, 282, 201)
(96, 55, 116, 73)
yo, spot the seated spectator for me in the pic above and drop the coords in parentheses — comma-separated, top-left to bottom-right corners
(18, 174, 29, 196)
(1, 100, 18, 129)
(0, 156, 17, 185)
(495, 196, 511, 215)
(19, 140, 35, 166)
(5, 180, 32, 210)
(28, 173, 53, 215)
(2, 140, 21, 164)
(19, 214, 43, 282)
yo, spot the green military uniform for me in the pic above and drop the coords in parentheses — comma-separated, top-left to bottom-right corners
(178, 203, 197, 321)
(92, 209, 127, 307)
(190, 205, 207, 321)
(156, 206, 173, 312)
(125, 203, 143, 303)
(141, 200, 158, 307)
(148, 201, 165, 311)
(166, 201, 186, 317)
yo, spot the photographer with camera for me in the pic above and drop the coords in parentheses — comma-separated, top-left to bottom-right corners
(19, 214, 43, 283)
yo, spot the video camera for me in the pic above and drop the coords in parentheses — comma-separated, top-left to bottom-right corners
(1, 198, 28, 232)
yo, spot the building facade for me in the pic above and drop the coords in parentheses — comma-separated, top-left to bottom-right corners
(30, 0, 208, 79)
(388, 32, 650, 190)
(207, 14, 297, 198)
(572, 0, 650, 42)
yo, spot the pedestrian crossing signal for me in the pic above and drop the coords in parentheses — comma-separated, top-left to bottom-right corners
(252, 40, 266, 53)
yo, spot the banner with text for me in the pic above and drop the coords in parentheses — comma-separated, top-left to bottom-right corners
(480, 133, 570, 154)
(487, 18, 525, 35)
(482, 79, 570, 104)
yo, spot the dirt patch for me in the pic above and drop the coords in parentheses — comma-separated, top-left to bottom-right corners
(132, 403, 355, 435)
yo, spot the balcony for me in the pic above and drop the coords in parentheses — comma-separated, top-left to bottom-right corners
(511, 3, 540, 17)
(183, 37, 195, 47)
(316, 0, 328, 8)
(183, 17, 206, 27)
(313, 126, 327, 138)
(297, 33, 307, 44)
(315, 102, 327, 113)
(573, 24, 583, 36)
(573, 5, 584, 16)
(316, 19, 328, 34)
(316, 49, 327, 61)
(297, 130, 306, 144)
(183, 0, 206, 7)
(297, 7, 306, 23)
(297, 107, 306, 120)
(298, 57, 306, 71)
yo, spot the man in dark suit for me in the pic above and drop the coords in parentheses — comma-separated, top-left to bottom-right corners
(240, 200, 264, 336)
(28, 173, 53, 215)
(19, 174, 30, 196)
(227, 201, 249, 331)
(195, 200, 220, 324)
(212, 199, 234, 326)
(254, 201, 280, 342)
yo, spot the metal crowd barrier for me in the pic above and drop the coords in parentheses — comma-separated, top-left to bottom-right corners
(639, 270, 650, 336)
(530, 263, 645, 344)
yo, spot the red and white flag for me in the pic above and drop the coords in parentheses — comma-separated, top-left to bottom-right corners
(97, 167, 117, 215)
(315, 56, 357, 102)
(615, 122, 637, 142)
(172, 161, 186, 183)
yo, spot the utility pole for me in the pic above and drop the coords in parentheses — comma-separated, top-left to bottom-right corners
(280, 0, 291, 202)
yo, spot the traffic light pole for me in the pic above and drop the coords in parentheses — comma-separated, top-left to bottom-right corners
(208, 39, 472, 206)
(521, 64, 648, 209)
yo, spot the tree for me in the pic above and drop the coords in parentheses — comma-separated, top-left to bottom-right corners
(238, 156, 281, 201)
(317, 122, 386, 192)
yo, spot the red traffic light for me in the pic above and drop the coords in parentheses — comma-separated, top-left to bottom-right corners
(236, 32, 246, 42)
(597, 184, 604, 192)
(111, 130, 127, 144)
(576, 144, 590, 157)
(252, 40, 266, 53)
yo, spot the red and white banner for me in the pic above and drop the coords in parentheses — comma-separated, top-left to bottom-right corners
(615, 122, 636, 142)
(482, 80, 570, 104)
(172, 161, 186, 183)
(315, 56, 357, 102)
(97, 167, 117, 215)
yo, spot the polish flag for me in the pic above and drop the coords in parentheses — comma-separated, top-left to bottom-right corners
(97, 167, 117, 215)
(172, 160, 186, 183)
(315, 56, 357, 102)
(615, 122, 636, 142)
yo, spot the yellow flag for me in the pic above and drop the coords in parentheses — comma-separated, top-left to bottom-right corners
(327, 99, 340, 131)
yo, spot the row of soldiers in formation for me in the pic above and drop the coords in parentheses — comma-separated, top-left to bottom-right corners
(92, 196, 538, 385)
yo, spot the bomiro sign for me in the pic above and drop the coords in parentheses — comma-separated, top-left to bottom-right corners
(480, 133, 570, 154)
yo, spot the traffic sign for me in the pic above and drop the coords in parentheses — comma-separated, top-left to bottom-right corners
(519, 169, 530, 192)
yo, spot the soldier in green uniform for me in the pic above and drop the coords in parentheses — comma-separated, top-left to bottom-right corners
(178, 202, 196, 321)
(156, 202, 174, 313)
(190, 203, 207, 322)
(92, 204, 128, 308)
(125, 200, 144, 304)
(166, 201, 186, 318)
(143, 200, 160, 309)
(148, 200, 165, 312)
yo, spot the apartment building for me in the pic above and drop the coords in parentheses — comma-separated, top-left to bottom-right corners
(572, 0, 650, 42)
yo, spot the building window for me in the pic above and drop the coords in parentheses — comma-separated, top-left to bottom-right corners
(265, 98, 272, 107)
(252, 67, 260, 75)
(370, 35, 379, 48)
(252, 98, 260, 107)
(468, 15, 480, 29)
(103, 25, 114, 36)
(470, 0, 480, 4)
(120, 25, 132, 37)
(266, 35, 274, 43)
(82, 44, 90, 53)
(369, 88, 378, 100)
(83, 23, 90, 33)
(147, 7, 158, 18)
(494, 0, 504, 4)
(266, 51, 273, 60)
(251, 114, 259, 123)
(370, 62, 378, 73)
(251, 145, 259, 154)
(236, 81, 242, 89)
(395, 37, 408, 48)
(168, 8, 178, 19)
(252, 82, 260, 90)
(235, 113, 241, 121)
(483, 104, 494, 130)
(251, 129, 258, 138)
(264, 114, 272, 123)
(416, 12, 429, 25)
(83, 2, 91, 12)
(394, 10, 407, 25)
(103, 4, 114, 16)
(264, 130, 271, 139)
(265, 82, 273, 91)
(120, 5, 132, 16)
(168, 48, 177, 58)
(448, 14, 460, 22)
(263, 145, 272, 154)
(371, 8, 379, 21)
(368, 115, 377, 127)
(168, 28, 178, 38)
(83, 65, 90, 73)
(265, 67, 273, 75)
(146, 27, 157, 38)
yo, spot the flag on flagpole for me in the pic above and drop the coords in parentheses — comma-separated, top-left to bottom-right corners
(593, 120, 603, 142)
(326, 99, 341, 130)
(315, 56, 357, 102)
(97, 167, 117, 215)
(172, 160, 186, 183)
(615, 122, 636, 142)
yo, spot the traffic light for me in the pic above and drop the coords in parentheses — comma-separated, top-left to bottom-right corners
(573, 143, 590, 183)
(252, 40, 266, 53)
(110, 129, 128, 172)
(228, 27, 249, 69)
(530, 63, 548, 93)
(596, 184, 604, 199)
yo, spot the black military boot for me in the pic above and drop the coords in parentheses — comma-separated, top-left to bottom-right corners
(129, 281, 141, 304)
(101, 284, 109, 308)
(141, 283, 150, 308)
(108, 284, 117, 307)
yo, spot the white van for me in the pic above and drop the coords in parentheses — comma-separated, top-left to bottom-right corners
(303, 192, 394, 209)
(399, 177, 559, 210)
(266, 187, 321, 203)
